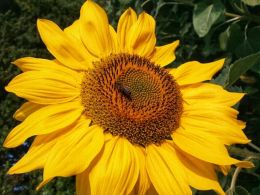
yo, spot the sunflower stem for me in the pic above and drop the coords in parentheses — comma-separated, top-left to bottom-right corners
(226, 166, 242, 193)
(226, 156, 254, 194)
(225, 12, 260, 24)
(248, 142, 260, 153)
(229, 146, 260, 159)
(225, 12, 241, 18)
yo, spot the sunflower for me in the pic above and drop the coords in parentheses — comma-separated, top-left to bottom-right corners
(4, 1, 253, 194)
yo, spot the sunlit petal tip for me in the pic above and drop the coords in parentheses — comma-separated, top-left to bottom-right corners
(167, 40, 180, 51)
(240, 139, 251, 145)
(235, 160, 254, 168)
(80, 0, 113, 57)
(37, 18, 55, 38)
(118, 7, 137, 29)
(175, 39, 180, 45)
(3, 136, 14, 148)
(5, 80, 20, 93)
(36, 178, 53, 191)
(215, 58, 225, 70)
(4, 85, 11, 92)
(238, 120, 246, 126)
(125, 7, 135, 14)
(7, 167, 15, 175)
(37, 18, 48, 28)
(6, 171, 13, 175)
(13, 102, 43, 121)
(204, 58, 225, 77)
(11, 60, 18, 65)
(7, 164, 24, 175)
(139, 11, 155, 25)
(11, 59, 26, 70)
(171, 40, 180, 52)
(240, 92, 247, 97)
(3, 131, 20, 148)
(83, 0, 105, 10)
(229, 92, 246, 105)
(36, 19, 60, 40)
(11, 57, 31, 66)
(171, 58, 226, 85)
(150, 40, 180, 67)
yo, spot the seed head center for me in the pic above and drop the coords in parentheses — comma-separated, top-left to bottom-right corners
(81, 54, 183, 146)
(116, 69, 160, 108)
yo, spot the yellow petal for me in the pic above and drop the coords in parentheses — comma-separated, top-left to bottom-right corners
(89, 137, 139, 195)
(145, 185, 158, 195)
(173, 128, 252, 167)
(150, 40, 179, 67)
(42, 123, 104, 182)
(76, 169, 91, 195)
(36, 178, 53, 190)
(182, 103, 250, 145)
(4, 101, 83, 148)
(5, 70, 80, 104)
(79, 0, 113, 57)
(64, 20, 97, 66)
(170, 59, 225, 85)
(109, 25, 119, 54)
(117, 8, 137, 52)
(13, 57, 79, 76)
(146, 142, 192, 195)
(64, 19, 81, 40)
(181, 83, 245, 107)
(181, 116, 248, 146)
(13, 102, 44, 121)
(183, 103, 241, 122)
(37, 19, 91, 70)
(126, 12, 156, 57)
(218, 165, 231, 176)
(7, 124, 74, 174)
(175, 146, 225, 195)
(131, 146, 151, 195)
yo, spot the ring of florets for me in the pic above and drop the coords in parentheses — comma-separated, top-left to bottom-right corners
(81, 54, 183, 146)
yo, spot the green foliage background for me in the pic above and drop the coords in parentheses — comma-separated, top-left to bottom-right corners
(0, 0, 260, 194)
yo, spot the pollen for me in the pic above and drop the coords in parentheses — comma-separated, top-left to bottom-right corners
(81, 54, 183, 146)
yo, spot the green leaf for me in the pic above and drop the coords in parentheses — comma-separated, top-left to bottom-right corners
(219, 24, 260, 58)
(242, 0, 260, 6)
(235, 26, 260, 57)
(252, 63, 260, 74)
(235, 39, 255, 58)
(248, 26, 260, 52)
(226, 52, 260, 87)
(193, 0, 225, 37)
(251, 186, 260, 195)
(219, 23, 244, 52)
(219, 27, 229, 50)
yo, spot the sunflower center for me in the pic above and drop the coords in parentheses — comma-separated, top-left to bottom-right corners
(81, 54, 183, 146)
(116, 69, 160, 107)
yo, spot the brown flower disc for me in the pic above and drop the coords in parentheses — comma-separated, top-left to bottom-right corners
(81, 54, 183, 146)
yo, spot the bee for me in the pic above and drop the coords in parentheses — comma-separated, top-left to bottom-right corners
(115, 82, 132, 100)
